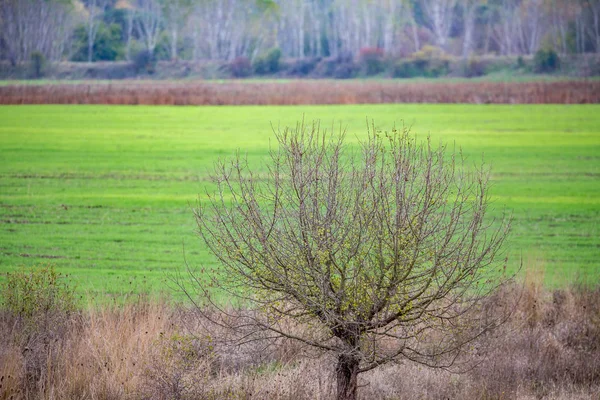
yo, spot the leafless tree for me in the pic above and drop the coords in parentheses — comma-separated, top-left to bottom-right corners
(278, 0, 306, 58)
(305, 0, 324, 57)
(422, 0, 458, 51)
(0, 0, 76, 65)
(549, 0, 575, 54)
(85, 0, 110, 62)
(408, 1, 422, 52)
(575, 4, 587, 53)
(584, 0, 600, 52)
(489, 0, 548, 55)
(188, 0, 252, 61)
(161, 0, 193, 61)
(134, 0, 162, 54)
(185, 121, 513, 400)
(491, 0, 519, 55)
(322, 0, 407, 58)
(517, 0, 544, 55)
(125, 6, 134, 60)
(461, 0, 483, 58)
(381, 0, 407, 56)
(4, 0, 600, 65)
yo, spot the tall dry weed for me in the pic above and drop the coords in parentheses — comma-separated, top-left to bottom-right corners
(1, 81, 599, 105)
(1, 280, 600, 399)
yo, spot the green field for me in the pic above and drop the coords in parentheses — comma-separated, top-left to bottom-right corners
(0, 104, 598, 297)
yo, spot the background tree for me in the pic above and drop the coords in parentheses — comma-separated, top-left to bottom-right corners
(72, 20, 124, 61)
(461, 0, 485, 58)
(0, 0, 76, 65)
(123, 2, 135, 60)
(3, 0, 600, 67)
(490, 0, 518, 55)
(161, 0, 192, 61)
(85, 0, 110, 62)
(278, 0, 306, 59)
(548, 0, 574, 54)
(584, 0, 600, 53)
(518, 0, 544, 55)
(133, 0, 161, 55)
(187, 121, 512, 400)
(408, 0, 422, 52)
(188, 0, 253, 61)
(422, 0, 458, 51)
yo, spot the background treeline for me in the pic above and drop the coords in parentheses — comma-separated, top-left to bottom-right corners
(1, 0, 600, 79)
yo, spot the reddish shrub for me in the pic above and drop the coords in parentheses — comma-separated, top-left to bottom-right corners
(229, 56, 252, 78)
(359, 47, 386, 75)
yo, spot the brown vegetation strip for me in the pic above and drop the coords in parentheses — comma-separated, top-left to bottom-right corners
(1, 80, 599, 105)
(1, 281, 599, 399)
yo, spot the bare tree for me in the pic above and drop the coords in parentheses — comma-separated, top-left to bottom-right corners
(408, 0, 421, 52)
(305, 0, 323, 56)
(381, 0, 407, 56)
(189, 0, 252, 61)
(161, 0, 193, 61)
(0, 0, 76, 65)
(517, 0, 544, 54)
(323, 0, 405, 58)
(575, 3, 587, 53)
(488, 0, 547, 55)
(125, 6, 134, 60)
(422, 0, 458, 51)
(549, 0, 574, 54)
(279, 0, 306, 58)
(134, 0, 162, 54)
(491, 0, 519, 55)
(461, 0, 483, 58)
(584, 0, 600, 52)
(186, 121, 512, 400)
(2, 0, 600, 66)
(86, 0, 110, 62)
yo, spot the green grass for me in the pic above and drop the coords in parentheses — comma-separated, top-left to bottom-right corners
(0, 104, 598, 298)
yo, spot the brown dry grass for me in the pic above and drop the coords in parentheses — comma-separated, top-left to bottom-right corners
(1, 80, 599, 105)
(1, 280, 600, 400)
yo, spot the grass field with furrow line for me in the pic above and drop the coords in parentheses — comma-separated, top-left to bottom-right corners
(1, 104, 598, 297)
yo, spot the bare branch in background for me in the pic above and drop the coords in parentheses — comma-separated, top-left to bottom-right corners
(0, 0, 76, 64)
(133, 0, 162, 54)
(86, 0, 110, 62)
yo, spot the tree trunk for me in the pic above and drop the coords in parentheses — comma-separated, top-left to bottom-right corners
(126, 9, 133, 61)
(410, 14, 420, 52)
(192, 23, 199, 61)
(88, 38, 93, 62)
(593, 2, 600, 53)
(87, 0, 96, 63)
(575, 13, 581, 53)
(336, 353, 359, 400)
(462, 4, 476, 59)
(171, 27, 178, 61)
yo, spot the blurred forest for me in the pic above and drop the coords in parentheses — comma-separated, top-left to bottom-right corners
(1, 0, 599, 79)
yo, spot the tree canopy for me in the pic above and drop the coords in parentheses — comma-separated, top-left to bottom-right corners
(187, 121, 513, 400)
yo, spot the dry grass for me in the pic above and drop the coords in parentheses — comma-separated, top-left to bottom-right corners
(1, 280, 600, 399)
(1, 80, 599, 105)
